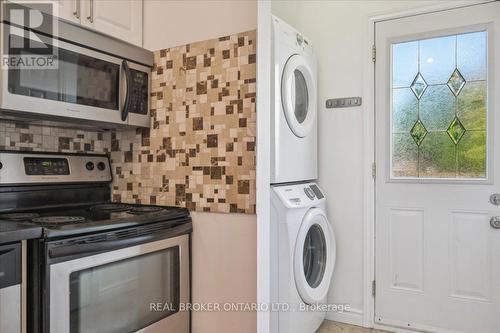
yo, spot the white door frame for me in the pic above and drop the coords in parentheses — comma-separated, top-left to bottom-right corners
(257, 1, 272, 333)
(363, 1, 494, 331)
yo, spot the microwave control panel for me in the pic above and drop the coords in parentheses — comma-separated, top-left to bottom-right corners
(129, 69, 149, 115)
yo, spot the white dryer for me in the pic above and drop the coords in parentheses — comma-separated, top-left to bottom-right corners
(270, 182, 336, 333)
(272, 16, 318, 184)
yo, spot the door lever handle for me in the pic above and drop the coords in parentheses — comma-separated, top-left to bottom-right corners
(490, 216, 500, 229)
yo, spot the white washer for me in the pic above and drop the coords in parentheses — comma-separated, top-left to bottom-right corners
(272, 16, 318, 184)
(270, 182, 336, 333)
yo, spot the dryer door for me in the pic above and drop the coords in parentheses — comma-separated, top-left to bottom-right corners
(294, 207, 335, 304)
(281, 54, 316, 138)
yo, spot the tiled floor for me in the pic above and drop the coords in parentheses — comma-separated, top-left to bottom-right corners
(317, 320, 391, 333)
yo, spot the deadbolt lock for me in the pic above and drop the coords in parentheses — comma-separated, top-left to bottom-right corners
(490, 216, 500, 229)
(489, 193, 500, 206)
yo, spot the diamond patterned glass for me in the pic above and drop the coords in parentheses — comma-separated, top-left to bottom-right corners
(410, 73, 427, 99)
(447, 117, 466, 144)
(410, 120, 428, 146)
(391, 31, 487, 179)
(447, 69, 466, 96)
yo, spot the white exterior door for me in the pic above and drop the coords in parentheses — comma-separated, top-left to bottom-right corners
(375, 3, 500, 332)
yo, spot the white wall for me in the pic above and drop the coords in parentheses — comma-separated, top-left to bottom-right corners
(143, 0, 257, 50)
(271, 0, 443, 325)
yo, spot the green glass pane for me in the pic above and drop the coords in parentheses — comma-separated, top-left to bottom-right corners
(419, 85, 455, 131)
(420, 35, 456, 84)
(419, 132, 457, 178)
(447, 69, 466, 96)
(392, 41, 418, 88)
(410, 120, 428, 146)
(393, 88, 418, 132)
(457, 81, 486, 131)
(447, 117, 466, 144)
(410, 73, 427, 99)
(457, 31, 487, 81)
(457, 131, 486, 178)
(393, 133, 418, 177)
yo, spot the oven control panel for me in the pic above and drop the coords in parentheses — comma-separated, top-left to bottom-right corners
(0, 152, 112, 185)
(24, 157, 70, 175)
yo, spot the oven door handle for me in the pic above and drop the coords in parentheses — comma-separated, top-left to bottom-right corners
(49, 235, 152, 259)
(121, 59, 131, 122)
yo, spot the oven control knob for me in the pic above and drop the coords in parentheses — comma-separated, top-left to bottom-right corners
(85, 161, 94, 171)
(97, 162, 106, 171)
(0, 161, 2, 170)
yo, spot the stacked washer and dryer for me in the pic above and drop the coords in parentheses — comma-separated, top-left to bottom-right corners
(270, 16, 336, 333)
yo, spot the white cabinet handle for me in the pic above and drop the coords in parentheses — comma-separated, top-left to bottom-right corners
(86, 0, 93, 23)
(73, 0, 80, 19)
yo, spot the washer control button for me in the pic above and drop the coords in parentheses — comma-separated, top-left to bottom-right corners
(97, 162, 106, 171)
(304, 187, 315, 199)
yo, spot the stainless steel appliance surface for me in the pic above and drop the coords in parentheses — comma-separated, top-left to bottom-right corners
(0, 151, 191, 333)
(0, 2, 153, 128)
(0, 242, 21, 333)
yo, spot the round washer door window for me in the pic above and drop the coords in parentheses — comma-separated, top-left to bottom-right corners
(303, 224, 327, 288)
(294, 208, 336, 304)
(281, 54, 316, 138)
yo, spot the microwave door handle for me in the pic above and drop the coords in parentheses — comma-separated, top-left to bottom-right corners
(48, 235, 153, 259)
(121, 59, 131, 121)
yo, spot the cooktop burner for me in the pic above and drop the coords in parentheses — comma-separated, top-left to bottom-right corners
(0, 213, 40, 221)
(89, 204, 131, 212)
(128, 206, 166, 214)
(31, 216, 86, 225)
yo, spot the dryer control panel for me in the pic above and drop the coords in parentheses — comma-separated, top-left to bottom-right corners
(272, 182, 325, 208)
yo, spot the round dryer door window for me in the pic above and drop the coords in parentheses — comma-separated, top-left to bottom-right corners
(281, 54, 316, 138)
(294, 208, 336, 304)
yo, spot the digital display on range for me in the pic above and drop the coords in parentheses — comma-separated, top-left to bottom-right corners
(24, 157, 70, 175)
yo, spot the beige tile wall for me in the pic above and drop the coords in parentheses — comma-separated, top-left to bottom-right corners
(0, 120, 111, 153)
(110, 30, 257, 214)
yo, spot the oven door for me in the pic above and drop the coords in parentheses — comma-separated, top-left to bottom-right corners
(0, 22, 150, 127)
(48, 234, 189, 333)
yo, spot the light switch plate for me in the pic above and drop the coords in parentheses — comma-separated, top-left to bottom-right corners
(326, 97, 362, 108)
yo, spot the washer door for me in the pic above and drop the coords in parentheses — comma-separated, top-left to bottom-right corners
(281, 54, 316, 138)
(294, 208, 335, 304)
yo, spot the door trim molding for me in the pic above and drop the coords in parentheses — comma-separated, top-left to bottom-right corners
(363, 0, 493, 329)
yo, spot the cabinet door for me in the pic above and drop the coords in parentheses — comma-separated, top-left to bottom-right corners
(9, 0, 80, 24)
(51, 0, 80, 24)
(81, 0, 143, 46)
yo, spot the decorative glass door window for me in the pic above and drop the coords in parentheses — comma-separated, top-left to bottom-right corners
(391, 31, 487, 179)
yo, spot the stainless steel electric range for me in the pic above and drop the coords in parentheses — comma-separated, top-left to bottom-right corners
(0, 150, 191, 333)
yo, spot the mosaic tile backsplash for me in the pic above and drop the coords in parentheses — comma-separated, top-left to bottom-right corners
(110, 30, 257, 214)
(0, 120, 111, 153)
(0, 30, 256, 214)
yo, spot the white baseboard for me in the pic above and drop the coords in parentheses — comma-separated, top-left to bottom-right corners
(325, 308, 365, 327)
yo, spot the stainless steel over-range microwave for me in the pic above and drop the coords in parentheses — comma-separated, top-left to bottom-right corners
(0, 4, 153, 128)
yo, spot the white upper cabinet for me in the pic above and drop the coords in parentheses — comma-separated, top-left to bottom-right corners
(51, 0, 81, 24)
(6, 0, 80, 23)
(14, 0, 143, 47)
(80, 0, 143, 46)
